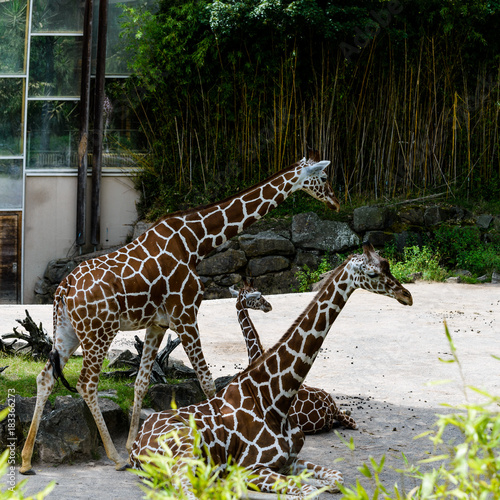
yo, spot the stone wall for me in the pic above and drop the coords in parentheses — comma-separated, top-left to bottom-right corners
(34, 204, 500, 303)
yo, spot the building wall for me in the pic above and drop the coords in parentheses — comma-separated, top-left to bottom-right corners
(23, 173, 138, 303)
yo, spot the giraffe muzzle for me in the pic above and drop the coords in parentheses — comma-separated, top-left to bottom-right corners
(396, 288, 413, 306)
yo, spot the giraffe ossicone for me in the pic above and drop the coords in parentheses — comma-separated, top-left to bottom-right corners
(231, 279, 357, 433)
(131, 243, 412, 498)
(19, 152, 339, 475)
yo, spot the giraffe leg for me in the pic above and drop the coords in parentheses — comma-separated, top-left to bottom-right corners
(77, 336, 127, 470)
(248, 467, 321, 499)
(291, 459, 343, 492)
(175, 321, 216, 398)
(20, 319, 80, 475)
(126, 325, 166, 455)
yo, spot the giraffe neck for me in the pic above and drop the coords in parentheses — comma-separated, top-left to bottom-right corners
(236, 301, 265, 365)
(247, 263, 353, 418)
(169, 165, 301, 258)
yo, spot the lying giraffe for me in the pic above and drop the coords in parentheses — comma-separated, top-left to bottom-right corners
(230, 280, 357, 433)
(131, 243, 412, 498)
(20, 152, 339, 475)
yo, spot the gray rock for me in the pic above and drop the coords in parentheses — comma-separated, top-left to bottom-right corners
(399, 207, 425, 226)
(247, 256, 290, 277)
(238, 231, 295, 257)
(446, 277, 460, 283)
(353, 206, 396, 232)
(44, 259, 77, 285)
(492, 272, 500, 284)
(213, 273, 241, 287)
(99, 397, 128, 439)
(196, 249, 247, 276)
(148, 379, 206, 410)
(423, 206, 460, 226)
(364, 231, 394, 248)
(37, 397, 99, 464)
(252, 269, 300, 295)
(476, 214, 493, 230)
(394, 231, 423, 253)
(292, 212, 360, 252)
(294, 249, 320, 269)
(108, 349, 136, 369)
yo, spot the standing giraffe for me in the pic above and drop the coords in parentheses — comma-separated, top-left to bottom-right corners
(19, 152, 339, 475)
(131, 243, 413, 498)
(230, 280, 357, 433)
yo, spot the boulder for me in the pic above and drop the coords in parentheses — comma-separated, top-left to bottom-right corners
(476, 214, 493, 230)
(252, 269, 300, 295)
(133, 221, 153, 240)
(247, 256, 290, 277)
(238, 231, 295, 257)
(364, 231, 394, 248)
(148, 380, 206, 410)
(196, 249, 247, 276)
(37, 397, 99, 464)
(292, 212, 360, 252)
(353, 206, 396, 232)
(399, 207, 425, 226)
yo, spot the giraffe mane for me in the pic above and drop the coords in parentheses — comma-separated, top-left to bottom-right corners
(153, 162, 303, 224)
(238, 258, 349, 375)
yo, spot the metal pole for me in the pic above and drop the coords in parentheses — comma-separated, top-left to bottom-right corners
(76, 0, 94, 248)
(91, 0, 108, 247)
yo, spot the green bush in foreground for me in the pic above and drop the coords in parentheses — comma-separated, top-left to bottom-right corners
(340, 323, 500, 499)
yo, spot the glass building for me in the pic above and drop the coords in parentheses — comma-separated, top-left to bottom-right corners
(0, 0, 146, 303)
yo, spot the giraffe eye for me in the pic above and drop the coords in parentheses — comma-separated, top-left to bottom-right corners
(367, 272, 378, 278)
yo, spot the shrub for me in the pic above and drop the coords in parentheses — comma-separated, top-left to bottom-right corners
(386, 246, 448, 283)
(295, 254, 333, 292)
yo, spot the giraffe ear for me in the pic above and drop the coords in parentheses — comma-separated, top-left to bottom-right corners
(229, 286, 239, 298)
(304, 161, 330, 176)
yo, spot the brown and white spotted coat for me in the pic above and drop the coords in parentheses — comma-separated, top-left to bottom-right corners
(230, 281, 356, 433)
(20, 152, 340, 475)
(131, 243, 413, 498)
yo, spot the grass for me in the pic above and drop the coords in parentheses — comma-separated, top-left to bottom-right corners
(0, 354, 136, 411)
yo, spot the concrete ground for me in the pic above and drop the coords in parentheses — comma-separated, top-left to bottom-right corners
(2, 281, 500, 499)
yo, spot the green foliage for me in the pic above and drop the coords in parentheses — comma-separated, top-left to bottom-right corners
(120, 0, 500, 218)
(295, 254, 333, 292)
(385, 245, 448, 283)
(0, 409, 55, 499)
(431, 225, 500, 276)
(339, 322, 500, 499)
(132, 413, 325, 498)
(0, 354, 136, 411)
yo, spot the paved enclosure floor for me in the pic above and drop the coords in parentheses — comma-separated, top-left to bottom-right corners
(2, 282, 499, 498)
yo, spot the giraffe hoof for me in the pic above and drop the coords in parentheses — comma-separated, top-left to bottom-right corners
(19, 468, 36, 476)
(116, 462, 131, 471)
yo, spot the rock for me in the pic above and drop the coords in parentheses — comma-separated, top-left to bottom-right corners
(407, 272, 423, 282)
(393, 231, 423, 253)
(107, 349, 136, 368)
(454, 270, 472, 278)
(476, 214, 493, 230)
(492, 272, 500, 284)
(212, 273, 241, 287)
(163, 358, 197, 379)
(148, 379, 206, 410)
(493, 216, 500, 232)
(353, 206, 396, 232)
(292, 212, 360, 252)
(247, 256, 290, 277)
(477, 275, 488, 282)
(423, 206, 460, 226)
(37, 397, 99, 464)
(196, 249, 247, 276)
(238, 231, 295, 257)
(294, 249, 320, 269)
(252, 269, 300, 295)
(364, 231, 393, 248)
(44, 259, 77, 285)
(99, 397, 128, 439)
(399, 207, 425, 226)
(446, 277, 460, 283)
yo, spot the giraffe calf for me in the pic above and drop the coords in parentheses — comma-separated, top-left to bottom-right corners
(230, 281, 357, 433)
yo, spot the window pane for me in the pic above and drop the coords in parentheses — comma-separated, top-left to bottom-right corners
(27, 100, 80, 169)
(0, 79, 24, 156)
(89, 78, 147, 168)
(0, 0, 28, 74)
(29, 36, 82, 97)
(32, 0, 85, 33)
(0, 160, 23, 209)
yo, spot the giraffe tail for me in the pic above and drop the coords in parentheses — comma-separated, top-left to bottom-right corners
(49, 349, 77, 393)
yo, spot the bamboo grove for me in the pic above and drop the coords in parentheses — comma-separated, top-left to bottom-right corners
(120, 0, 500, 218)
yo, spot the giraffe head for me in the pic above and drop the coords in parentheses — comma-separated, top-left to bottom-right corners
(347, 242, 413, 306)
(295, 152, 340, 212)
(229, 280, 273, 313)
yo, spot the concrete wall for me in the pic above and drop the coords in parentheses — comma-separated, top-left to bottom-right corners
(23, 173, 139, 303)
